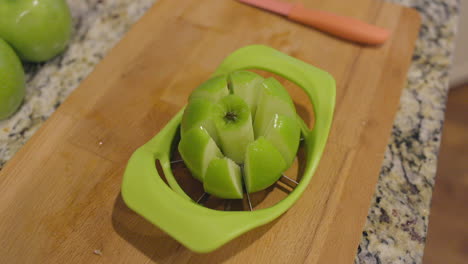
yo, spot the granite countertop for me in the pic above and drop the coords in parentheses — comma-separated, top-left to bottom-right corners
(0, 0, 461, 263)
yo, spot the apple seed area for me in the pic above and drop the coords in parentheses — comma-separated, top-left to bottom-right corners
(224, 111, 238, 123)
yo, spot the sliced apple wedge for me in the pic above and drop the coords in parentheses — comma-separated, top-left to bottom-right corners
(203, 157, 243, 199)
(178, 126, 223, 181)
(180, 98, 219, 145)
(254, 78, 297, 138)
(244, 137, 286, 193)
(264, 114, 301, 166)
(189, 74, 229, 102)
(229, 71, 264, 117)
(260, 77, 294, 106)
(213, 94, 254, 164)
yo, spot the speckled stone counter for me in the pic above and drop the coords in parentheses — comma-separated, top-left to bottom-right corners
(0, 0, 461, 263)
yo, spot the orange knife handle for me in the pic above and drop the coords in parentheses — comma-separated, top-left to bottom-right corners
(288, 4, 390, 45)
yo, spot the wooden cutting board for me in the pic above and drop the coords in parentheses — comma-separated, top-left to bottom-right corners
(0, 0, 420, 263)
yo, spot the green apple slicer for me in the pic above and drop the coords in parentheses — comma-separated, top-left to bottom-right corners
(121, 45, 336, 253)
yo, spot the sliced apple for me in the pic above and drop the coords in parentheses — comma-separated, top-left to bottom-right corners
(244, 137, 286, 193)
(180, 98, 219, 145)
(189, 74, 229, 102)
(229, 71, 264, 116)
(180, 73, 302, 197)
(254, 78, 297, 138)
(178, 126, 223, 181)
(264, 114, 301, 166)
(213, 94, 254, 164)
(203, 157, 243, 199)
(260, 77, 294, 106)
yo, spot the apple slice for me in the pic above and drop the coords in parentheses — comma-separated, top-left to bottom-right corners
(264, 114, 301, 166)
(260, 77, 294, 106)
(213, 94, 254, 164)
(244, 137, 286, 193)
(180, 98, 219, 145)
(203, 157, 243, 199)
(254, 78, 296, 138)
(178, 126, 223, 181)
(229, 71, 264, 117)
(189, 74, 229, 102)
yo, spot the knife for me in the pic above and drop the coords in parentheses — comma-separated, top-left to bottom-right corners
(236, 0, 390, 45)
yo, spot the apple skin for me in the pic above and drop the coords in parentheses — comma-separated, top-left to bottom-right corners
(229, 71, 264, 117)
(264, 114, 301, 166)
(178, 126, 223, 181)
(0, 0, 72, 62)
(244, 137, 286, 193)
(180, 98, 220, 145)
(204, 157, 243, 199)
(0, 38, 25, 120)
(254, 77, 297, 138)
(189, 74, 229, 102)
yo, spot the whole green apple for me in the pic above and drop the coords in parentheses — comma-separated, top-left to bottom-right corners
(179, 71, 301, 199)
(0, 0, 72, 62)
(0, 38, 25, 120)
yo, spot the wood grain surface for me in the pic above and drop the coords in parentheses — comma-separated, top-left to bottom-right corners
(0, 0, 421, 263)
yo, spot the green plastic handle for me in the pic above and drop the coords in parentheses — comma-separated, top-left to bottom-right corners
(121, 45, 336, 253)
